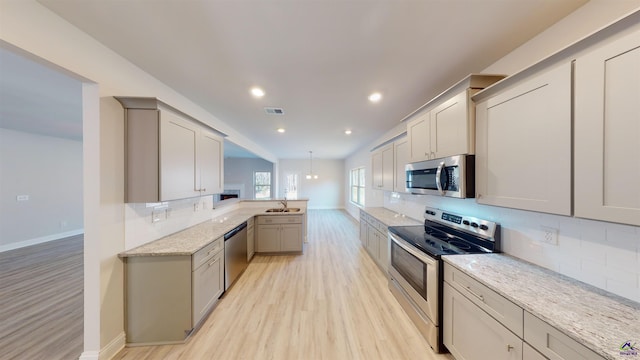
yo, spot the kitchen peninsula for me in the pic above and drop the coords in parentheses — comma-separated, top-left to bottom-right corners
(119, 199, 307, 345)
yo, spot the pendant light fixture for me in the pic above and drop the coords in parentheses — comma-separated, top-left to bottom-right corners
(306, 151, 318, 180)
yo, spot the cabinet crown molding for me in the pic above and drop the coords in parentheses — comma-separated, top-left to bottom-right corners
(400, 73, 506, 123)
(114, 96, 227, 137)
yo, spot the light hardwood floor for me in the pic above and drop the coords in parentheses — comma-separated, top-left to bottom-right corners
(114, 210, 453, 360)
(0, 235, 84, 360)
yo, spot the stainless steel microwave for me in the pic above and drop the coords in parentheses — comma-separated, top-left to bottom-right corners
(405, 155, 474, 198)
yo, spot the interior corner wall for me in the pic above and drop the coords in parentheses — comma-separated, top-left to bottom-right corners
(224, 157, 275, 199)
(0, 128, 84, 251)
(279, 158, 345, 209)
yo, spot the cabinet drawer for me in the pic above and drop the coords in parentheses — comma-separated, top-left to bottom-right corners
(257, 215, 302, 225)
(524, 312, 604, 360)
(192, 237, 223, 271)
(444, 263, 523, 337)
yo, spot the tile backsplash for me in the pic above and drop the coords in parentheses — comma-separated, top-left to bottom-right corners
(124, 196, 238, 250)
(383, 192, 640, 303)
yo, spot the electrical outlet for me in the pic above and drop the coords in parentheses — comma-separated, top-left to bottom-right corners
(194, 202, 199, 212)
(541, 226, 558, 245)
(152, 211, 162, 223)
(60, 221, 68, 229)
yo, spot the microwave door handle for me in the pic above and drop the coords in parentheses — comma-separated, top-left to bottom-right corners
(435, 161, 445, 195)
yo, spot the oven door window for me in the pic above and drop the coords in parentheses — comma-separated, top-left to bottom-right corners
(391, 241, 427, 298)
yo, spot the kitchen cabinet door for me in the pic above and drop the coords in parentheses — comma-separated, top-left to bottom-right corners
(407, 112, 431, 163)
(199, 129, 224, 196)
(247, 218, 255, 261)
(256, 225, 280, 252)
(160, 111, 200, 201)
(192, 251, 223, 325)
(280, 224, 303, 252)
(394, 138, 409, 193)
(574, 29, 640, 226)
(365, 223, 379, 260)
(430, 90, 472, 159)
(359, 214, 368, 245)
(377, 229, 389, 272)
(371, 143, 394, 191)
(475, 62, 572, 215)
(443, 283, 522, 360)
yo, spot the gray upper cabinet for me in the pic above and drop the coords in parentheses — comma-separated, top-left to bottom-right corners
(473, 9, 640, 223)
(475, 62, 572, 216)
(574, 26, 640, 226)
(116, 97, 224, 202)
(405, 74, 505, 163)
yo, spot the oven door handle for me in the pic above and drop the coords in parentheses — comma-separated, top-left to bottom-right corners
(435, 161, 445, 195)
(389, 232, 438, 266)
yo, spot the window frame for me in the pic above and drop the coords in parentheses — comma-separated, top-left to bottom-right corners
(350, 167, 365, 206)
(254, 171, 272, 199)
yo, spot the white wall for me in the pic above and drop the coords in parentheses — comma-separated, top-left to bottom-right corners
(0, 128, 84, 251)
(224, 157, 275, 199)
(279, 158, 345, 209)
(346, 2, 640, 303)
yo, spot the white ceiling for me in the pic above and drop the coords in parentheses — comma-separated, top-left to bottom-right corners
(32, 0, 587, 159)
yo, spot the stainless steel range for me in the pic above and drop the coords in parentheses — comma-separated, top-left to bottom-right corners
(387, 206, 500, 353)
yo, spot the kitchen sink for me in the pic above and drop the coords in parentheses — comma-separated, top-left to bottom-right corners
(265, 208, 301, 213)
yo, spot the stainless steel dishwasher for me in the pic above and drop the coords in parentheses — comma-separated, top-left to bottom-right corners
(224, 221, 248, 291)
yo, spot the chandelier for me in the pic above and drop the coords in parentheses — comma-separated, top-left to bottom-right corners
(306, 151, 318, 179)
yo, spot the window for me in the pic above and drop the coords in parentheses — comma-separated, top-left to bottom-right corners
(350, 167, 365, 206)
(254, 171, 271, 199)
(284, 173, 298, 199)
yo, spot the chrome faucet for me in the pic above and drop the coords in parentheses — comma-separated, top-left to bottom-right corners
(279, 197, 288, 210)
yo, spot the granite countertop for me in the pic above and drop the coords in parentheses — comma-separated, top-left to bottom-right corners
(119, 207, 306, 257)
(443, 254, 640, 360)
(361, 207, 422, 227)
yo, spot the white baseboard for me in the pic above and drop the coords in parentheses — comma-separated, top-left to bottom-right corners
(79, 350, 99, 360)
(100, 332, 126, 360)
(0, 229, 84, 253)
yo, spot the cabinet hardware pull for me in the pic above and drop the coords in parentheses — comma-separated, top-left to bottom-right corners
(507, 345, 514, 352)
(465, 286, 485, 302)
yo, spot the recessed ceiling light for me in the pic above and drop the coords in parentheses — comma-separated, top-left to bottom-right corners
(368, 92, 382, 103)
(277, 128, 286, 133)
(250, 87, 265, 98)
(345, 130, 352, 135)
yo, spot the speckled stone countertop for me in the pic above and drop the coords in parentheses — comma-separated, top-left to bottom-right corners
(119, 207, 306, 257)
(443, 254, 640, 360)
(361, 207, 422, 227)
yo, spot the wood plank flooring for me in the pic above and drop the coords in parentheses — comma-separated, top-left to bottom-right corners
(0, 235, 84, 360)
(114, 210, 453, 360)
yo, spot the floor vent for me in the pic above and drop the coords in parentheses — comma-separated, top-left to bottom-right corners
(264, 107, 285, 115)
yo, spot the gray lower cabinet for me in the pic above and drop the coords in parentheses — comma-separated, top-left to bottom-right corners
(443, 282, 523, 360)
(124, 237, 224, 345)
(443, 263, 606, 360)
(359, 210, 389, 272)
(247, 217, 255, 261)
(256, 215, 303, 253)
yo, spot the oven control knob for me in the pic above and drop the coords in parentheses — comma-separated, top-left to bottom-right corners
(471, 222, 479, 228)
(426, 210, 436, 216)
(463, 220, 470, 225)
(479, 224, 489, 231)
